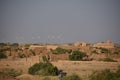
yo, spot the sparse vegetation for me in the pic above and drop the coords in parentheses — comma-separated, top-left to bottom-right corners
(69, 50, 87, 61)
(62, 74, 82, 80)
(0, 42, 120, 80)
(52, 47, 72, 54)
(113, 51, 119, 54)
(99, 47, 110, 53)
(42, 56, 49, 63)
(43, 76, 51, 80)
(0, 43, 8, 46)
(91, 50, 98, 54)
(10, 43, 19, 47)
(100, 58, 117, 62)
(30, 49, 36, 56)
(89, 67, 120, 80)
(18, 53, 26, 58)
(0, 68, 22, 77)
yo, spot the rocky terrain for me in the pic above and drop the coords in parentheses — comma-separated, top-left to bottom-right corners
(0, 40, 120, 80)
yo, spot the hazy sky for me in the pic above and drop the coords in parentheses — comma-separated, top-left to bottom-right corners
(0, 0, 120, 43)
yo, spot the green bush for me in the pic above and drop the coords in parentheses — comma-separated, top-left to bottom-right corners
(62, 74, 82, 80)
(28, 62, 58, 76)
(69, 50, 87, 61)
(52, 47, 72, 54)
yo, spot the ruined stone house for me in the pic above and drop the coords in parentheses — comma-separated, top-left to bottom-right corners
(93, 40, 115, 49)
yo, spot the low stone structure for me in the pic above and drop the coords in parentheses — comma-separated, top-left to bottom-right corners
(29, 45, 46, 50)
(46, 45, 58, 50)
(74, 41, 89, 47)
(93, 40, 115, 49)
(29, 45, 58, 50)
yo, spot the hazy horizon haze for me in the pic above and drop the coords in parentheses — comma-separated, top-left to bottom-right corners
(0, 0, 120, 43)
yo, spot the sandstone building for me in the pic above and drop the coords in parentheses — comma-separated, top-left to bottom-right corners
(93, 40, 115, 49)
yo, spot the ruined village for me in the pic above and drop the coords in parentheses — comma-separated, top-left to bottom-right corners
(0, 40, 120, 80)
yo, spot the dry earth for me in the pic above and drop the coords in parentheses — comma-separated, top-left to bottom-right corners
(0, 56, 120, 80)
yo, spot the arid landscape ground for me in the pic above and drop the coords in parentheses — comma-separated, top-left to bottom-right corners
(0, 40, 120, 80)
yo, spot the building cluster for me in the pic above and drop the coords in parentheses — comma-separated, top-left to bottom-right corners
(93, 40, 115, 49)
(29, 40, 115, 51)
(74, 40, 115, 49)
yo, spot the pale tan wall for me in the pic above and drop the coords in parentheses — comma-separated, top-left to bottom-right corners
(29, 45, 46, 50)
(46, 45, 58, 50)
(93, 43, 115, 49)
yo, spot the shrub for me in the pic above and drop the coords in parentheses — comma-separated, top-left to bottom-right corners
(62, 74, 82, 80)
(69, 50, 87, 61)
(52, 47, 72, 54)
(53, 47, 67, 54)
(28, 62, 58, 76)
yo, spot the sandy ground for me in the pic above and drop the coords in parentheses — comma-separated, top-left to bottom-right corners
(0, 56, 120, 80)
(52, 60, 120, 77)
